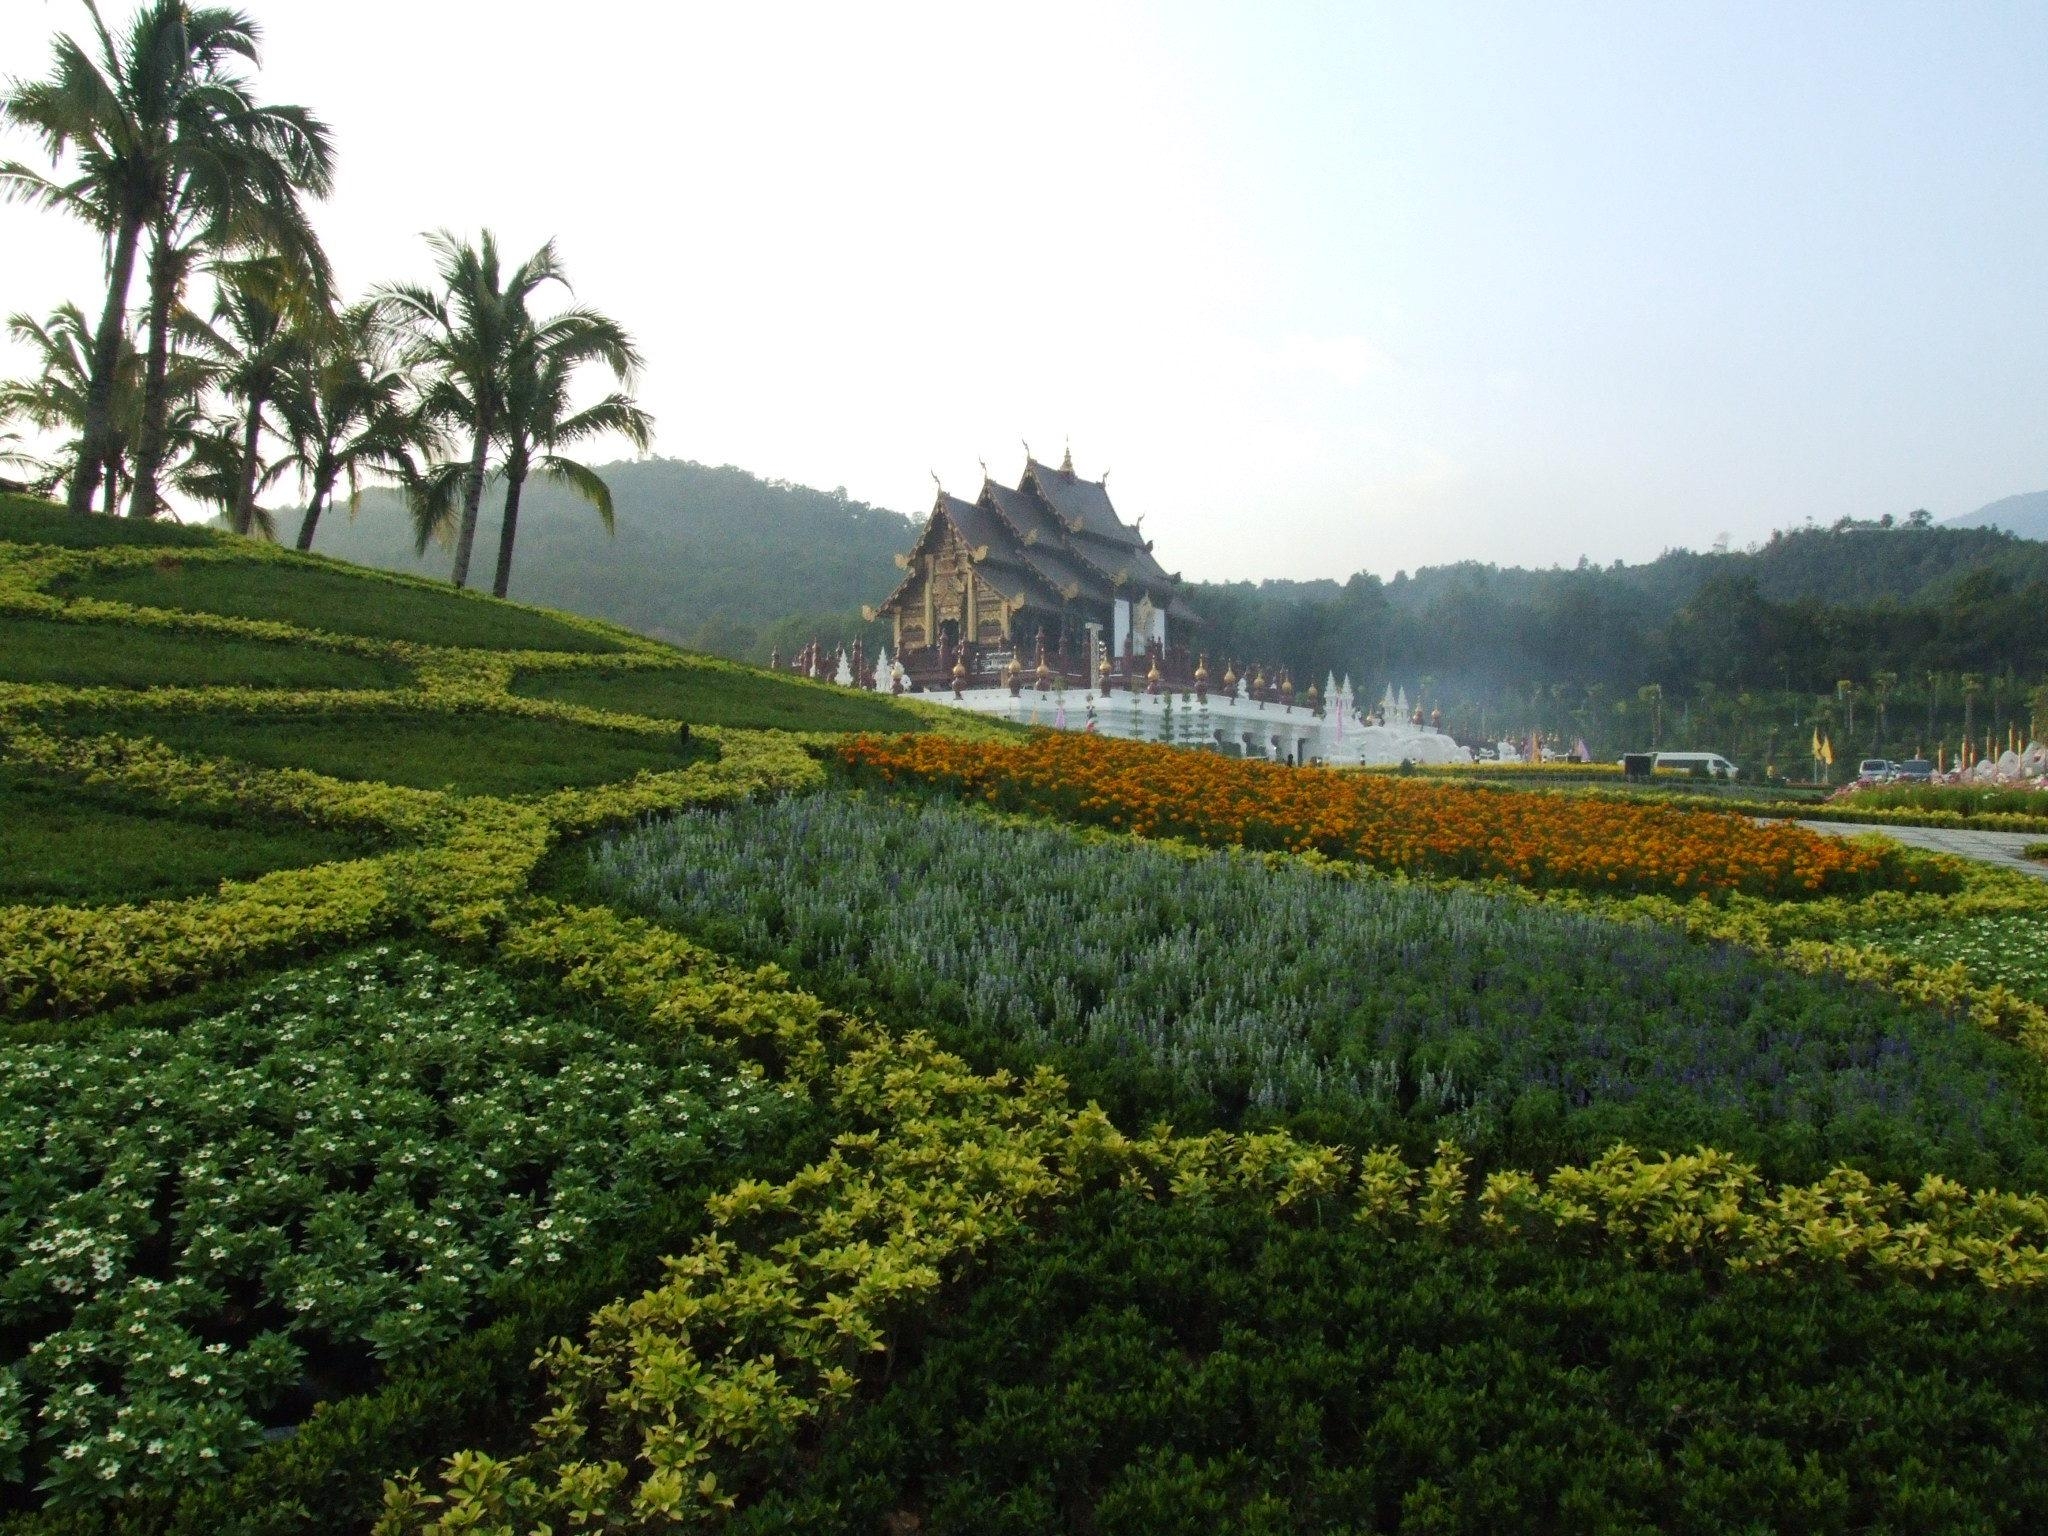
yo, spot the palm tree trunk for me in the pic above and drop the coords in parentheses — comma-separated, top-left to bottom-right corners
(101, 459, 122, 517)
(449, 414, 491, 588)
(294, 469, 333, 552)
(73, 216, 145, 516)
(126, 233, 181, 519)
(232, 386, 267, 536)
(490, 462, 527, 599)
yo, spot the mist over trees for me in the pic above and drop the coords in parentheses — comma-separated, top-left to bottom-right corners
(302, 452, 2048, 767)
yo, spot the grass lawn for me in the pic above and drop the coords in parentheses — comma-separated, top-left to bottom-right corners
(38, 706, 711, 795)
(0, 492, 221, 549)
(59, 558, 628, 653)
(0, 612, 411, 691)
(509, 661, 929, 734)
(0, 764, 380, 906)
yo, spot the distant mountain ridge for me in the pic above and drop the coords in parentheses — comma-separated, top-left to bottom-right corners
(1945, 489, 2048, 541)
(300, 458, 2048, 678)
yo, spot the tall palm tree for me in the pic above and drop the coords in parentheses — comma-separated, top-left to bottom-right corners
(275, 301, 429, 551)
(0, 301, 207, 514)
(0, 303, 131, 508)
(198, 254, 323, 535)
(485, 307, 651, 598)
(172, 405, 282, 536)
(123, 36, 333, 520)
(1, 3, 331, 518)
(378, 231, 566, 588)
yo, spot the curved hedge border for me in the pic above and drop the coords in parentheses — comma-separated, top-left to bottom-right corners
(376, 905, 2048, 1535)
(0, 526, 1007, 1020)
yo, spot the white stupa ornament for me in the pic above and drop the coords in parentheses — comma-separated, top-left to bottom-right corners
(872, 646, 892, 692)
(833, 648, 853, 686)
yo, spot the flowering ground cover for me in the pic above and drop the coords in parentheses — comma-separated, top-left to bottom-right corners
(0, 945, 795, 1509)
(835, 731, 1913, 898)
(586, 794, 2048, 1188)
(1853, 911, 2048, 1009)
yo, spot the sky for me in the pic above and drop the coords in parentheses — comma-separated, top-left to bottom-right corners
(3, 0, 2046, 582)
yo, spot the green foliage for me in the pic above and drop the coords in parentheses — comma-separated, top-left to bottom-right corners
(507, 662, 927, 735)
(1852, 913, 2048, 1009)
(0, 764, 378, 907)
(733, 1188, 2048, 1536)
(1852, 783, 2048, 817)
(307, 459, 915, 659)
(0, 498, 213, 550)
(587, 794, 2048, 1189)
(0, 615, 407, 692)
(37, 708, 706, 797)
(0, 946, 797, 1509)
(56, 559, 625, 653)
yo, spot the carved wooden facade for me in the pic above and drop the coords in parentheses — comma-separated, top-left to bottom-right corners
(871, 453, 1205, 689)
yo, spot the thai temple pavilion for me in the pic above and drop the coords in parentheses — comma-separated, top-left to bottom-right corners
(868, 449, 1206, 692)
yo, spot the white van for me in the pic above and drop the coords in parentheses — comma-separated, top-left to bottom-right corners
(1652, 751, 1739, 780)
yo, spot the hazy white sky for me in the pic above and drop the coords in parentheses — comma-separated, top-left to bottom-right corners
(4, 1, 2045, 581)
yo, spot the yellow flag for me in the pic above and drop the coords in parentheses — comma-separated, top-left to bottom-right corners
(1811, 726, 1821, 758)
(1821, 734, 1834, 766)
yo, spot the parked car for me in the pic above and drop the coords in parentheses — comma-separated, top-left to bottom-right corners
(1857, 757, 1896, 782)
(1895, 758, 1934, 782)
(1650, 751, 1740, 780)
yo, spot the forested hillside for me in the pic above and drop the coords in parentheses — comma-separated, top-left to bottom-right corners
(305, 458, 913, 660)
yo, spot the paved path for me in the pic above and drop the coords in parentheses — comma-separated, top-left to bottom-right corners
(1790, 820, 2048, 881)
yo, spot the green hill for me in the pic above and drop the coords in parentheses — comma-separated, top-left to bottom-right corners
(0, 489, 940, 916)
(300, 458, 914, 661)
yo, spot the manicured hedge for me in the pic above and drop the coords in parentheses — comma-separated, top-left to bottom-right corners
(732, 1187, 2048, 1536)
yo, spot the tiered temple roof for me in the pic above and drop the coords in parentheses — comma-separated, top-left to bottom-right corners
(873, 452, 1203, 653)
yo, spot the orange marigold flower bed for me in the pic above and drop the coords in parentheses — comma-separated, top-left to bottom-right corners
(834, 731, 1911, 900)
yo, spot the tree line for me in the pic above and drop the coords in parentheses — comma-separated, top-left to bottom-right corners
(0, 1, 650, 597)
(1191, 530, 2048, 769)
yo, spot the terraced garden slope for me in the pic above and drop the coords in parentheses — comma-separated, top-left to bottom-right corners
(4, 496, 2048, 1535)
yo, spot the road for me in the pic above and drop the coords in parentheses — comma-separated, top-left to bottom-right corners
(1791, 820, 2048, 881)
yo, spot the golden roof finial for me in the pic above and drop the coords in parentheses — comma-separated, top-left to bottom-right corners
(1193, 653, 1209, 683)
(1061, 438, 1073, 473)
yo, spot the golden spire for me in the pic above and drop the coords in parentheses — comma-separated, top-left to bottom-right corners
(1193, 653, 1209, 683)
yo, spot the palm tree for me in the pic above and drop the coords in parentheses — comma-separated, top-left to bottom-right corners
(379, 232, 567, 588)
(2, 2, 331, 518)
(172, 405, 279, 535)
(275, 301, 429, 551)
(484, 308, 651, 598)
(1636, 683, 1664, 748)
(0, 303, 130, 508)
(197, 254, 323, 535)
(0, 301, 207, 514)
(1871, 670, 1896, 751)
(123, 37, 332, 520)
(1961, 673, 1984, 759)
